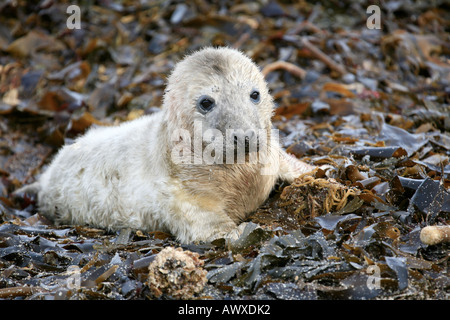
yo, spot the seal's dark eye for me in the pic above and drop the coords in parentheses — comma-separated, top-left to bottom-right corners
(197, 95, 216, 113)
(201, 99, 214, 110)
(250, 90, 260, 103)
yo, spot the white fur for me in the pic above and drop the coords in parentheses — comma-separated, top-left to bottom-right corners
(27, 47, 314, 243)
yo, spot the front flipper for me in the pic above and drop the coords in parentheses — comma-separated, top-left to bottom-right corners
(278, 148, 316, 183)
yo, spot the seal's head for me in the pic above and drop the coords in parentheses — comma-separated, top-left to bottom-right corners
(163, 47, 274, 161)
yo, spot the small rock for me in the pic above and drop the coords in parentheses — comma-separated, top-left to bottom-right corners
(147, 247, 207, 299)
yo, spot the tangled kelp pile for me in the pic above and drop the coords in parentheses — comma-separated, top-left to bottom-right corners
(0, 0, 449, 300)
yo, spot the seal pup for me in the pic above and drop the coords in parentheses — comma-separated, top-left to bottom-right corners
(17, 47, 314, 243)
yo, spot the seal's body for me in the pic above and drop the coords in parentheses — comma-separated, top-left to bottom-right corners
(25, 47, 314, 243)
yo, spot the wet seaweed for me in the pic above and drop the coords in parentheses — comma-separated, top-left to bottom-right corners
(0, 0, 449, 300)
